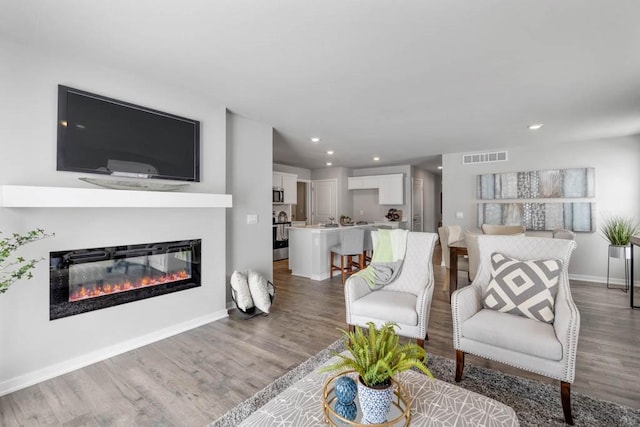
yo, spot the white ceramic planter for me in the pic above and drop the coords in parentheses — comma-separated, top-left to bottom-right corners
(357, 377, 395, 424)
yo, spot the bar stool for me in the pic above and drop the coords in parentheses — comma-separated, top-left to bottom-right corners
(362, 226, 376, 265)
(330, 228, 365, 284)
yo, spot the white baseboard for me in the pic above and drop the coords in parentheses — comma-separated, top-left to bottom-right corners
(0, 309, 228, 397)
(569, 274, 639, 287)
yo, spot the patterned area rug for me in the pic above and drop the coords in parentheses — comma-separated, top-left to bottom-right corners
(210, 339, 640, 427)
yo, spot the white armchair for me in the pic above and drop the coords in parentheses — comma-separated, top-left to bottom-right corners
(345, 232, 438, 347)
(452, 235, 579, 425)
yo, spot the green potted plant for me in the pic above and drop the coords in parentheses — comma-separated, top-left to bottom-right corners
(321, 322, 433, 424)
(600, 216, 639, 259)
(0, 229, 52, 294)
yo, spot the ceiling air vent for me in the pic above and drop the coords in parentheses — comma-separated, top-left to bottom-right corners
(462, 151, 508, 165)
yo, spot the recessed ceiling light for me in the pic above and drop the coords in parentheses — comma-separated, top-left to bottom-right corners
(311, 137, 320, 142)
(326, 162, 332, 166)
(373, 157, 380, 161)
(437, 166, 443, 170)
(528, 123, 543, 130)
(327, 150, 334, 155)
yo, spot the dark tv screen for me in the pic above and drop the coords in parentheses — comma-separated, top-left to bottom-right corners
(57, 85, 200, 182)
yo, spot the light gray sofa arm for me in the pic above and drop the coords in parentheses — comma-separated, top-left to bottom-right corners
(451, 284, 482, 348)
(344, 275, 373, 320)
(552, 283, 581, 382)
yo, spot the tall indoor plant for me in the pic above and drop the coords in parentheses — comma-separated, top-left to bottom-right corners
(322, 322, 433, 424)
(600, 215, 639, 259)
(0, 229, 52, 294)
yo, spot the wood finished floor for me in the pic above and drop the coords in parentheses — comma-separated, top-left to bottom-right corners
(1, 244, 638, 426)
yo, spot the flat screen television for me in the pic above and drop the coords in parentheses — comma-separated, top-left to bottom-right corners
(57, 85, 200, 182)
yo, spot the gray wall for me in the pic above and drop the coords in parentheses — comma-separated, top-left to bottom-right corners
(273, 163, 311, 180)
(442, 135, 640, 282)
(226, 113, 274, 302)
(0, 39, 230, 391)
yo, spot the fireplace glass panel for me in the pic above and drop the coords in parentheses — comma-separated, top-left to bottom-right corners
(68, 252, 192, 302)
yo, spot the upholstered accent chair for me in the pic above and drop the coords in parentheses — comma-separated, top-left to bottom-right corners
(452, 235, 579, 425)
(481, 224, 526, 235)
(345, 231, 438, 347)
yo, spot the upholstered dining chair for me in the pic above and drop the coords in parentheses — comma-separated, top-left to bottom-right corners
(438, 225, 469, 272)
(481, 224, 526, 235)
(452, 235, 579, 424)
(345, 231, 438, 347)
(463, 230, 481, 282)
(330, 228, 365, 284)
(553, 229, 576, 240)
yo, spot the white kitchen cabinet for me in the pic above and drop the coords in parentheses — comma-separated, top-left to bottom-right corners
(349, 173, 404, 205)
(378, 174, 404, 205)
(347, 176, 380, 190)
(273, 172, 298, 204)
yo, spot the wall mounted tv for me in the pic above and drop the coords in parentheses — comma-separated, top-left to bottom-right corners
(57, 85, 200, 182)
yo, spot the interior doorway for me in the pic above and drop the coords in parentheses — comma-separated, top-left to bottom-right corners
(412, 178, 424, 231)
(292, 181, 308, 223)
(311, 179, 337, 225)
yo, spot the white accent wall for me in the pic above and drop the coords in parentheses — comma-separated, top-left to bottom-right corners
(0, 38, 272, 395)
(441, 135, 640, 282)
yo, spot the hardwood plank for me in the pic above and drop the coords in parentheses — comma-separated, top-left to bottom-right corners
(0, 243, 638, 426)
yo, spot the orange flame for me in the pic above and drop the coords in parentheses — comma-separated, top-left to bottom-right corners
(68, 270, 191, 302)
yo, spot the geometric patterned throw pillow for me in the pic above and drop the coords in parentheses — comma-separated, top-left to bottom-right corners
(482, 252, 562, 323)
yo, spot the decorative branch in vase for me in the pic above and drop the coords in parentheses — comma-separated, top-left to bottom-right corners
(0, 228, 54, 294)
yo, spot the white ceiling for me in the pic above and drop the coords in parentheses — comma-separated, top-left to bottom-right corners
(2, 1, 640, 174)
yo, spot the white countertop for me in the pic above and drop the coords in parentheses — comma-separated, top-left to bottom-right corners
(290, 221, 406, 231)
(289, 224, 370, 231)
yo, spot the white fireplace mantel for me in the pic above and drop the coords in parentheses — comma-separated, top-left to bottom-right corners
(0, 185, 232, 208)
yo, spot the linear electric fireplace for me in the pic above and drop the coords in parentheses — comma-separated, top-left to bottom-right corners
(50, 239, 201, 320)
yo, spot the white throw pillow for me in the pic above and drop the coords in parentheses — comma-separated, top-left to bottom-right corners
(248, 270, 272, 314)
(230, 270, 253, 311)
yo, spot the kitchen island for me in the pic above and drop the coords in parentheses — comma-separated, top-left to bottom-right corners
(289, 221, 407, 280)
(288, 224, 368, 281)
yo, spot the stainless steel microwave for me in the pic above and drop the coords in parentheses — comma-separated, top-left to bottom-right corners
(273, 187, 284, 203)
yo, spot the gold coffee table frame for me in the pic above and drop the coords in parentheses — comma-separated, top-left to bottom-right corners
(322, 371, 411, 426)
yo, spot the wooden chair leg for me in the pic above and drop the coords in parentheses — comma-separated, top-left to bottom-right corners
(348, 324, 355, 333)
(341, 255, 346, 284)
(561, 381, 574, 425)
(455, 350, 465, 382)
(330, 251, 335, 278)
(416, 331, 429, 348)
